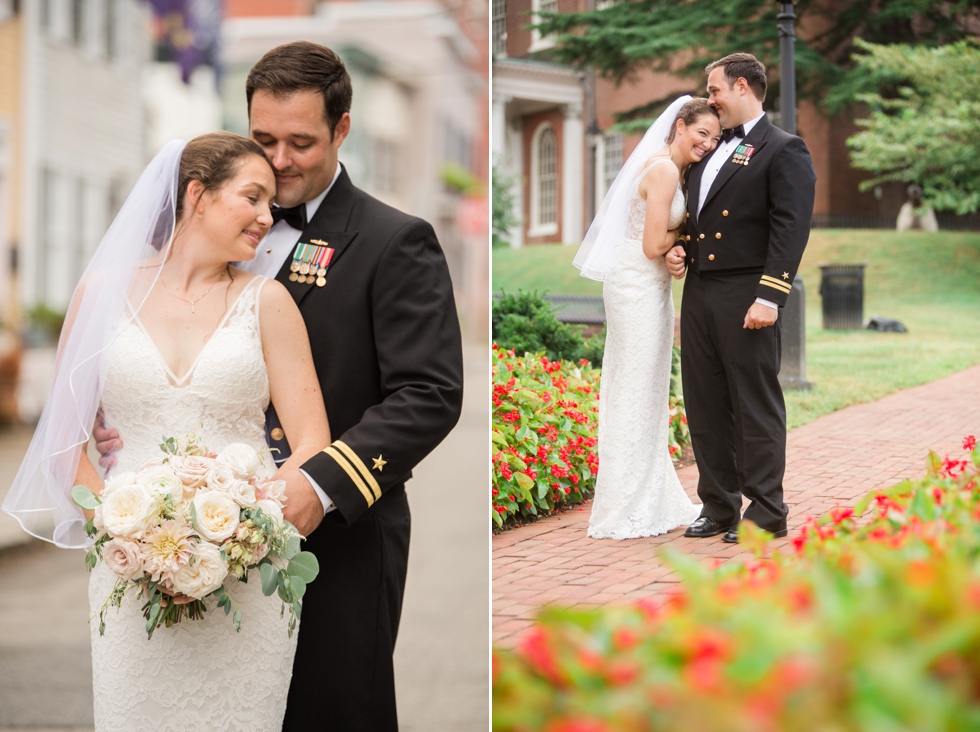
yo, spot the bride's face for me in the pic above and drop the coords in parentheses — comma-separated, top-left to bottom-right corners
(197, 155, 276, 262)
(676, 114, 721, 164)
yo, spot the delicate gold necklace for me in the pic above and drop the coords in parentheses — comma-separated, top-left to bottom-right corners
(161, 267, 228, 314)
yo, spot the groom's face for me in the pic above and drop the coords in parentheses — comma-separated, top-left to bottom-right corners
(249, 89, 351, 208)
(706, 67, 744, 129)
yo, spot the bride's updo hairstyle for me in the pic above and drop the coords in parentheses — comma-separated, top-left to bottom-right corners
(174, 131, 270, 223)
(666, 98, 719, 144)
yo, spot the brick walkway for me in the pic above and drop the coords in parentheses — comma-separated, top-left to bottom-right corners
(492, 364, 980, 648)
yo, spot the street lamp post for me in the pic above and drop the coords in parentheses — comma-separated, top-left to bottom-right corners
(776, 1, 797, 135)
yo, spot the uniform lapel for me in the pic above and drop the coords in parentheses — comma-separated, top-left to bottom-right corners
(275, 165, 360, 306)
(687, 153, 712, 225)
(700, 115, 772, 213)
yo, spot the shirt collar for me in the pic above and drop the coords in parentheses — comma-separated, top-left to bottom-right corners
(739, 112, 766, 139)
(303, 163, 343, 220)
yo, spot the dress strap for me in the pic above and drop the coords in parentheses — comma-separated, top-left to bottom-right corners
(634, 157, 676, 193)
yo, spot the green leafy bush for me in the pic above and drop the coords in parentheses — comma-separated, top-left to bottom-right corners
(493, 291, 604, 366)
(492, 346, 599, 529)
(492, 346, 691, 531)
(493, 437, 980, 731)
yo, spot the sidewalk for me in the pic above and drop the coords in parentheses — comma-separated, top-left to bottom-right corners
(493, 364, 980, 648)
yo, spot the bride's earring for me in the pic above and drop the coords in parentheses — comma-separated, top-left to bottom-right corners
(196, 207, 203, 219)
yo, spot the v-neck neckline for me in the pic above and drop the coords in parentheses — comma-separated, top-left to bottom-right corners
(126, 278, 259, 388)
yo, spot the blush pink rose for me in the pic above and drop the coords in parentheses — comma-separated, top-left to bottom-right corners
(102, 538, 144, 581)
(169, 455, 215, 496)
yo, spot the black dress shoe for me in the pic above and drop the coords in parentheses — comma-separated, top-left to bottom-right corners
(684, 516, 736, 538)
(722, 526, 788, 544)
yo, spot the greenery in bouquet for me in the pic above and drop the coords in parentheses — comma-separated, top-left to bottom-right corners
(493, 437, 980, 731)
(72, 432, 319, 639)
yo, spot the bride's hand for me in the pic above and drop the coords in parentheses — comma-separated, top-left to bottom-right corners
(147, 585, 195, 607)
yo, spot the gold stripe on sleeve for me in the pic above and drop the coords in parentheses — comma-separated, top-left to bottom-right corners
(760, 276, 792, 293)
(333, 440, 382, 500)
(323, 446, 376, 508)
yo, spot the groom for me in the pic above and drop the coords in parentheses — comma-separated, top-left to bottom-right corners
(97, 42, 464, 730)
(665, 53, 815, 543)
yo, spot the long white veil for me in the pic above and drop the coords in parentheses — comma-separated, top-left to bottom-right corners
(573, 95, 691, 281)
(2, 140, 185, 548)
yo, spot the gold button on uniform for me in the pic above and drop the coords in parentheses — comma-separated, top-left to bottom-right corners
(270, 428, 285, 441)
(715, 232, 722, 239)
(699, 233, 705, 240)
(722, 210, 729, 217)
(686, 212, 690, 218)
(685, 235, 691, 241)
(708, 254, 715, 261)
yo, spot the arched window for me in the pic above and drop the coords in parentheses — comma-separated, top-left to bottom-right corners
(531, 123, 558, 235)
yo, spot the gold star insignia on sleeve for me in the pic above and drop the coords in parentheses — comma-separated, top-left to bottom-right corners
(372, 454, 387, 472)
(782, 272, 790, 280)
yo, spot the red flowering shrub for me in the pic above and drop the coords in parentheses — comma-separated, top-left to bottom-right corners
(492, 345, 600, 528)
(492, 344, 692, 530)
(494, 437, 980, 730)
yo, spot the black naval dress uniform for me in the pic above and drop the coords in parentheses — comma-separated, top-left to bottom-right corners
(678, 114, 815, 534)
(267, 166, 463, 731)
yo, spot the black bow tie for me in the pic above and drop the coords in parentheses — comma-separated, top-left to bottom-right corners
(721, 124, 746, 143)
(271, 203, 307, 231)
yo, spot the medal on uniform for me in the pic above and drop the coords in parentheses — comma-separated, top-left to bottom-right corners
(289, 240, 335, 286)
(732, 143, 755, 166)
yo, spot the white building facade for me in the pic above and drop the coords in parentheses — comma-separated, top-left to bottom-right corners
(19, 0, 149, 312)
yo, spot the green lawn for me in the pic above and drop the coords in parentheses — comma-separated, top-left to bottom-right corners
(493, 231, 980, 429)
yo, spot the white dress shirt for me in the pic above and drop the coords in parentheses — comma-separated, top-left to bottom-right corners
(695, 112, 777, 311)
(238, 164, 343, 515)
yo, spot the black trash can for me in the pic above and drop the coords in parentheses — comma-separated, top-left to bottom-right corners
(818, 263, 866, 330)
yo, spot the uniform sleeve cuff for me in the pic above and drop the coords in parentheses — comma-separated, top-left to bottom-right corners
(299, 469, 336, 515)
(754, 297, 779, 311)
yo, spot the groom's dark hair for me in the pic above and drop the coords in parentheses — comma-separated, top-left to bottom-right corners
(246, 41, 353, 138)
(705, 53, 766, 102)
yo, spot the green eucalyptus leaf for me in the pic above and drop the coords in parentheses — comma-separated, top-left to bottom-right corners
(287, 552, 320, 583)
(259, 562, 278, 596)
(71, 485, 101, 510)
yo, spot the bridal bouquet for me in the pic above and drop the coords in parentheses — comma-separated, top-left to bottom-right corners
(72, 433, 319, 639)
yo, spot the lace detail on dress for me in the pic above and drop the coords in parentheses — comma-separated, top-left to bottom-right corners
(625, 157, 687, 241)
(589, 159, 700, 540)
(91, 276, 298, 730)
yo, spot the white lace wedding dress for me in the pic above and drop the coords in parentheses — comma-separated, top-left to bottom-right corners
(88, 276, 298, 730)
(588, 158, 701, 540)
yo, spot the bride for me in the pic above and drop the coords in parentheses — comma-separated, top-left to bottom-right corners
(3, 133, 330, 729)
(575, 97, 721, 540)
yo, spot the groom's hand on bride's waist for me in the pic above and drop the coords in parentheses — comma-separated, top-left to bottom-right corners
(281, 469, 326, 538)
(94, 409, 122, 470)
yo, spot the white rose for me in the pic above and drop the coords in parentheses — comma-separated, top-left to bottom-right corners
(204, 463, 237, 493)
(139, 465, 183, 502)
(216, 443, 261, 479)
(228, 480, 257, 509)
(169, 455, 215, 495)
(100, 483, 155, 540)
(192, 491, 240, 543)
(255, 499, 283, 525)
(101, 538, 144, 581)
(171, 541, 228, 600)
(102, 471, 138, 498)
